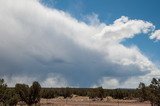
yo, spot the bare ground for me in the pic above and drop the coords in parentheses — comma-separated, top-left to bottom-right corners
(39, 98, 151, 106)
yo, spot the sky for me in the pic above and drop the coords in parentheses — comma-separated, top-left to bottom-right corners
(0, 0, 160, 88)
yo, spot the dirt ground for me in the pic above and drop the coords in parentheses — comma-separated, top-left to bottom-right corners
(39, 98, 151, 106)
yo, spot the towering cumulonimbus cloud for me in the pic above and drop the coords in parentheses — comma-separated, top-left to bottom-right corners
(0, 0, 159, 88)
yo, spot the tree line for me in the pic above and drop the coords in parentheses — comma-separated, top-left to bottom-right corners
(0, 78, 160, 106)
(40, 87, 136, 100)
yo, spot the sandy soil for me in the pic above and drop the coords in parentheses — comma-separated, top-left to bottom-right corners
(40, 98, 151, 106)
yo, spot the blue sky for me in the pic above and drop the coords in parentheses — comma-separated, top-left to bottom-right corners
(0, 0, 160, 88)
(41, 0, 160, 62)
(41, 0, 160, 24)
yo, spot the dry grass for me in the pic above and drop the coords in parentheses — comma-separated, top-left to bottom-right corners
(39, 97, 151, 106)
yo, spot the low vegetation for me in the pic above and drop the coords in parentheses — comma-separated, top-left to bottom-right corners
(0, 78, 160, 106)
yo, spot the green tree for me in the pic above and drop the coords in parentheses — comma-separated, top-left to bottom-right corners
(0, 79, 7, 105)
(137, 78, 160, 106)
(138, 82, 148, 102)
(4, 89, 19, 106)
(29, 81, 41, 104)
(15, 81, 41, 106)
(0, 79, 19, 106)
(149, 78, 160, 106)
(15, 83, 30, 104)
(97, 87, 104, 100)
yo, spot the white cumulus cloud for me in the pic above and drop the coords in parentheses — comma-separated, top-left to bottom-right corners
(150, 30, 160, 40)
